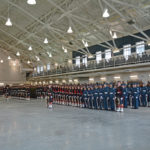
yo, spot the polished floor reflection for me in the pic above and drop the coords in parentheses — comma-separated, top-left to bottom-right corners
(0, 98, 150, 150)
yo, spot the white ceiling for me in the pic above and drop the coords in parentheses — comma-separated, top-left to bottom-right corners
(0, 0, 150, 67)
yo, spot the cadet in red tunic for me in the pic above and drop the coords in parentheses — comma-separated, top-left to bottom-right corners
(116, 81, 124, 112)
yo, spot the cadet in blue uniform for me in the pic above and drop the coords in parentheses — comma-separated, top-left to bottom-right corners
(87, 87, 92, 108)
(93, 85, 99, 109)
(141, 83, 148, 107)
(122, 84, 128, 108)
(83, 87, 88, 108)
(147, 82, 150, 107)
(98, 84, 104, 110)
(103, 83, 109, 110)
(127, 84, 132, 107)
(132, 83, 139, 109)
(109, 83, 116, 111)
(136, 83, 141, 106)
(90, 86, 94, 109)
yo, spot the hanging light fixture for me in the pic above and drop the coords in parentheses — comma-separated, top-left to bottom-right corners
(35, 56, 40, 61)
(67, 26, 73, 33)
(0, 60, 3, 63)
(113, 48, 119, 53)
(84, 41, 88, 47)
(49, 53, 52, 57)
(28, 46, 32, 51)
(13, 62, 16, 66)
(5, 18, 12, 26)
(82, 39, 88, 47)
(47, 52, 52, 57)
(44, 38, 48, 44)
(64, 49, 67, 53)
(8, 56, 11, 60)
(109, 30, 113, 36)
(16, 52, 20, 56)
(5, 4, 12, 26)
(112, 32, 117, 39)
(27, 60, 30, 64)
(27, 0, 36, 5)
(62, 46, 67, 53)
(102, 9, 110, 18)
(88, 53, 93, 58)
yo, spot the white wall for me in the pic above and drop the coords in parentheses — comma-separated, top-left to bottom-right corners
(0, 52, 26, 85)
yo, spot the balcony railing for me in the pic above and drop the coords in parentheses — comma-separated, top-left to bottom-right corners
(31, 52, 150, 77)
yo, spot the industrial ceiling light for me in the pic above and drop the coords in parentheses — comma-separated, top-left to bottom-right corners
(27, 0, 36, 5)
(84, 41, 88, 47)
(28, 46, 32, 51)
(130, 75, 138, 78)
(113, 48, 119, 53)
(102, 9, 110, 18)
(82, 39, 88, 47)
(27, 60, 30, 64)
(55, 63, 58, 66)
(5, 18, 12, 26)
(8, 56, 11, 60)
(89, 77, 94, 81)
(49, 53, 52, 57)
(64, 49, 67, 53)
(67, 26, 73, 33)
(62, 46, 67, 53)
(47, 52, 52, 57)
(35, 56, 40, 61)
(16, 52, 20, 56)
(44, 38, 48, 44)
(62, 46, 65, 50)
(114, 76, 120, 79)
(100, 77, 106, 80)
(0, 60, 3, 63)
(88, 53, 93, 58)
(69, 79, 72, 83)
(109, 30, 112, 36)
(13, 62, 16, 66)
(68, 59, 72, 63)
(5, 4, 12, 26)
(112, 32, 117, 39)
(49, 81, 53, 84)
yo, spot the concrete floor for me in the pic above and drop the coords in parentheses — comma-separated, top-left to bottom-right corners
(0, 98, 150, 150)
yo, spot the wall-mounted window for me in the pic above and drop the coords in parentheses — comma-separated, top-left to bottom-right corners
(136, 41, 145, 55)
(82, 55, 87, 66)
(96, 51, 102, 63)
(40, 66, 44, 72)
(47, 64, 50, 71)
(37, 66, 40, 73)
(123, 44, 131, 60)
(75, 56, 80, 67)
(105, 49, 111, 61)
